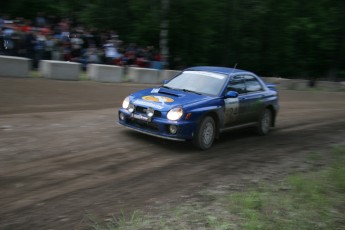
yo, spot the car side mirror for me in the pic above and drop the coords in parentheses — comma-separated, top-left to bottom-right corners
(162, 80, 169, 84)
(225, 91, 238, 98)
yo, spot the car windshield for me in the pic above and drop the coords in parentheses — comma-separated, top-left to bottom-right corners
(163, 71, 227, 96)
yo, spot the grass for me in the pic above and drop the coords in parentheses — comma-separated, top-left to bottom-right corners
(30, 70, 41, 78)
(88, 211, 150, 230)
(80, 71, 90, 81)
(89, 146, 345, 229)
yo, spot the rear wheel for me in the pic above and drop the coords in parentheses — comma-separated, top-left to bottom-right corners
(257, 108, 272, 135)
(193, 116, 215, 150)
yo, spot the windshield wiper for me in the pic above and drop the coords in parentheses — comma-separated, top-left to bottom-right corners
(162, 86, 202, 95)
(180, 88, 202, 95)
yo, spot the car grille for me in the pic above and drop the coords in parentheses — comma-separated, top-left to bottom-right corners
(135, 106, 162, 117)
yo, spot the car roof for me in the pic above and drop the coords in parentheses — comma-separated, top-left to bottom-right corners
(184, 66, 253, 76)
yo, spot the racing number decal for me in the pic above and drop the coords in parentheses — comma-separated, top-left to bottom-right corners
(224, 98, 239, 124)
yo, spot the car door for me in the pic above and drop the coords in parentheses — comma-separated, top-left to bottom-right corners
(242, 75, 266, 122)
(224, 75, 250, 126)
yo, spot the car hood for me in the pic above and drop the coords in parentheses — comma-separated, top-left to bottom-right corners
(130, 87, 210, 111)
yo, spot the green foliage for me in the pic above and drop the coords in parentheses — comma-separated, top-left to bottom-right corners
(2, 0, 345, 78)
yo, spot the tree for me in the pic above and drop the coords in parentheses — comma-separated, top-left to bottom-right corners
(2, 0, 344, 79)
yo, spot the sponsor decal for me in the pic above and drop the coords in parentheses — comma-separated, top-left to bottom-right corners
(151, 88, 160, 93)
(142, 95, 174, 103)
(132, 113, 150, 122)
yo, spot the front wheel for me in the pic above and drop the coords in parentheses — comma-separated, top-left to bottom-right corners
(193, 116, 216, 150)
(257, 108, 272, 135)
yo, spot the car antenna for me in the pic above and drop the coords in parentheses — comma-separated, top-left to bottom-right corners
(229, 63, 238, 77)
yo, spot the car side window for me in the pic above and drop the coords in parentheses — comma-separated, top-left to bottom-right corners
(227, 76, 246, 94)
(244, 75, 263, 93)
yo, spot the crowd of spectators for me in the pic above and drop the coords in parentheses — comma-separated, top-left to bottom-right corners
(0, 13, 163, 70)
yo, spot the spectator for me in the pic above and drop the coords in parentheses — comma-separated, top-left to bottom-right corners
(85, 45, 101, 65)
(125, 43, 137, 66)
(33, 30, 46, 68)
(20, 19, 32, 33)
(59, 18, 70, 40)
(0, 15, 164, 70)
(2, 24, 16, 56)
(25, 29, 36, 60)
(136, 47, 150, 68)
(16, 30, 27, 57)
(51, 36, 63, 60)
(103, 39, 120, 65)
(0, 30, 4, 55)
(44, 34, 55, 60)
(70, 33, 83, 59)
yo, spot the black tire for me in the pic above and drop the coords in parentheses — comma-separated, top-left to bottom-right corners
(193, 116, 216, 150)
(257, 108, 272, 135)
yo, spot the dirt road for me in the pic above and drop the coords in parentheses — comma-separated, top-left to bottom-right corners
(0, 77, 344, 229)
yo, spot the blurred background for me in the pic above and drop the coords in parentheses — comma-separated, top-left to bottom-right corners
(1, 0, 344, 80)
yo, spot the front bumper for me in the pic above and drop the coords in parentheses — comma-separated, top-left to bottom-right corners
(118, 109, 196, 141)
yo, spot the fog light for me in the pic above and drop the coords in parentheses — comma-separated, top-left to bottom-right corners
(146, 107, 154, 117)
(119, 112, 125, 121)
(169, 125, 178, 134)
(128, 104, 135, 113)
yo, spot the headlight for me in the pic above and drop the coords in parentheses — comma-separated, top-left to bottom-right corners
(167, 107, 183, 121)
(122, 96, 130, 109)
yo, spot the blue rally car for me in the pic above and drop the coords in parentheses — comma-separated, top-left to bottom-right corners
(118, 66, 279, 149)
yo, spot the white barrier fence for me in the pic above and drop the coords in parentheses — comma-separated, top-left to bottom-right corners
(0, 55, 31, 77)
(159, 70, 181, 82)
(0, 56, 344, 90)
(88, 64, 124, 83)
(40, 60, 81, 80)
(126, 67, 180, 83)
(127, 67, 160, 84)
